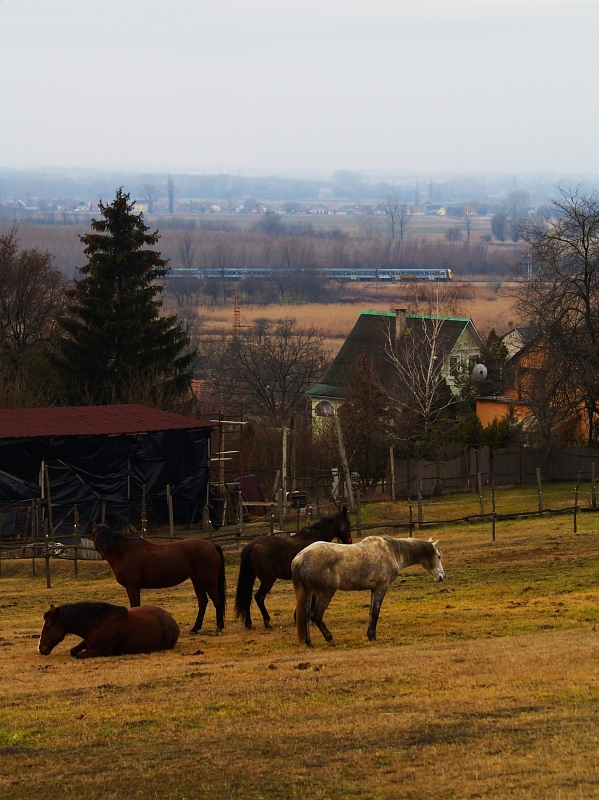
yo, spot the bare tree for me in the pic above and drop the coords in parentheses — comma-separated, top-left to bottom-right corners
(140, 180, 160, 214)
(0, 228, 65, 359)
(459, 204, 477, 240)
(178, 234, 196, 270)
(383, 195, 411, 241)
(167, 175, 175, 214)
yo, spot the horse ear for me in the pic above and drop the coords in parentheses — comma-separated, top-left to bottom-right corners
(428, 537, 434, 543)
(50, 603, 56, 611)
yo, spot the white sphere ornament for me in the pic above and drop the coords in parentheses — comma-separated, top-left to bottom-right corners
(472, 364, 488, 382)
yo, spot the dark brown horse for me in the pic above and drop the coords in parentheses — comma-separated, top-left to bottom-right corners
(234, 506, 352, 629)
(92, 523, 226, 633)
(38, 602, 180, 658)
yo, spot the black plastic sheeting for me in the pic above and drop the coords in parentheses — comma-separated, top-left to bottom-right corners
(0, 427, 211, 537)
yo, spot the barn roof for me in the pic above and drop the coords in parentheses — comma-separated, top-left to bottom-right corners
(0, 404, 212, 439)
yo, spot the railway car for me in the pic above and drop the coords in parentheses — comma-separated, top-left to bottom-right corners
(166, 267, 453, 281)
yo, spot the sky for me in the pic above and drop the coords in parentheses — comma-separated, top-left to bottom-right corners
(1, 0, 598, 177)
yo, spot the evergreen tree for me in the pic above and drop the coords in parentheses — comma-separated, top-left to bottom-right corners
(53, 189, 194, 405)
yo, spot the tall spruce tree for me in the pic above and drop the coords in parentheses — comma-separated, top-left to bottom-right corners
(53, 189, 193, 405)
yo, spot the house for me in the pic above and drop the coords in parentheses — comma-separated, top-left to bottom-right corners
(306, 309, 482, 419)
(501, 326, 537, 359)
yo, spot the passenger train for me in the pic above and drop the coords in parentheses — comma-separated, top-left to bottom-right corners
(166, 267, 453, 282)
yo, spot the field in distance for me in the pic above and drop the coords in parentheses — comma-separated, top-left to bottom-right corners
(1, 495, 599, 799)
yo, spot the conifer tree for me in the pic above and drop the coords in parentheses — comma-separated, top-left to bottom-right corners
(53, 189, 193, 405)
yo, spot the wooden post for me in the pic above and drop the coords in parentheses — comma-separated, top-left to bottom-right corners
(536, 468, 543, 515)
(101, 501, 106, 526)
(270, 503, 275, 535)
(290, 413, 297, 493)
(73, 505, 79, 577)
(408, 496, 414, 538)
(592, 462, 596, 509)
(296, 507, 301, 533)
(477, 472, 484, 516)
(278, 488, 284, 532)
(389, 446, 396, 502)
(574, 473, 580, 533)
(237, 491, 243, 545)
(141, 484, 147, 538)
(282, 421, 288, 512)
(356, 488, 362, 538)
(334, 412, 355, 511)
(166, 485, 174, 541)
(491, 483, 496, 542)
(417, 477, 423, 530)
(44, 518, 51, 589)
(202, 504, 213, 536)
(44, 465, 54, 542)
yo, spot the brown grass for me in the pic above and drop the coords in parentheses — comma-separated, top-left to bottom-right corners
(1, 510, 599, 799)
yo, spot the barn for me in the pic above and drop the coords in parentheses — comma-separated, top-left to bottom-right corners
(0, 404, 212, 537)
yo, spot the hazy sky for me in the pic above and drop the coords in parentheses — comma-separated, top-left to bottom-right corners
(1, 0, 598, 176)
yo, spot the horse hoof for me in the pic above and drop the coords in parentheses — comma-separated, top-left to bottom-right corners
(264, 621, 273, 630)
(190, 628, 199, 635)
(327, 640, 336, 647)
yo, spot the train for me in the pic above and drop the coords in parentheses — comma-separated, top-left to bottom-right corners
(166, 267, 453, 282)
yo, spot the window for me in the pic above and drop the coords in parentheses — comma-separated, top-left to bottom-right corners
(449, 355, 461, 376)
(314, 400, 335, 417)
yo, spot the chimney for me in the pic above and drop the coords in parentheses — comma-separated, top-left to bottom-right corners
(395, 308, 407, 341)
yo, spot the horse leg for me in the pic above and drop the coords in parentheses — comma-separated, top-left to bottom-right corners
(367, 589, 387, 641)
(125, 585, 141, 607)
(311, 591, 336, 646)
(254, 578, 276, 629)
(204, 584, 225, 634)
(190, 584, 209, 634)
(70, 640, 87, 657)
(293, 593, 315, 624)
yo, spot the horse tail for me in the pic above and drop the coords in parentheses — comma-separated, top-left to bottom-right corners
(215, 543, 227, 616)
(234, 542, 256, 621)
(292, 558, 307, 645)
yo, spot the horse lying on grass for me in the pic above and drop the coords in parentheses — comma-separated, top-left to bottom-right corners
(92, 523, 226, 634)
(234, 507, 352, 629)
(38, 602, 179, 658)
(292, 536, 445, 647)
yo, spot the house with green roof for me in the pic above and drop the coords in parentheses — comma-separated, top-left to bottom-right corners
(306, 308, 483, 418)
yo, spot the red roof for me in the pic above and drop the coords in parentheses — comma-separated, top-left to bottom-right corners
(0, 404, 212, 439)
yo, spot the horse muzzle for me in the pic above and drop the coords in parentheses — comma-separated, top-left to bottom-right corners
(38, 644, 51, 656)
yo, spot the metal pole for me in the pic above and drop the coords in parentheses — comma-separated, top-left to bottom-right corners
(73, 505, 79, 577)
(44, 518, 51, 589)
(334, 412, 355, 511)
(477, 472, 484, 516)
(44, 465, 54, 542)
(167, 484, 174, 541)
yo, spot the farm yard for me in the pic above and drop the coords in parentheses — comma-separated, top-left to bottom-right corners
(2, 489, 599, 800)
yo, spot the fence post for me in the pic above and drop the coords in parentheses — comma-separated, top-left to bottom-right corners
(408, 496, 414, 538)
(269, 503, 275, 535)
(237, 491, 243, 546)
(101, 501, 106, 526)
(477, 472, 484, 516)
(536, 468, 543, 515)
(44, 518, 51, 589)
(167, 484, 174, 542)
(389, 447, 396, 502)
(296, 507, 301, 533)
(592, 462, 596, 509)
(141, 484, 147, 538)
(278, 488, 284, 532)
(574, 473, 580, 533)
(417, 477, 423, 530)
(73, 505, 79, 577)
(491, 483, 496, 542)
(356, 488, 362, 538)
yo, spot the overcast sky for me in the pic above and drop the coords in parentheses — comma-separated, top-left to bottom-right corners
(1, 0, 598, 176)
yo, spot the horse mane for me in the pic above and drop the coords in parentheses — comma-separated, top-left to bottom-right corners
(56, 602, 128, 628)
(295, 509, 342, 539)
(94, 524, 142, 556)
(383, 536, 435, 560)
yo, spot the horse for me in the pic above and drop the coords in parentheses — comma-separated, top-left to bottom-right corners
(92, 523, 226, 634)
(234, 506, 352, 629)
(292, 535, 444, 647)
(38, 602, 179, 658)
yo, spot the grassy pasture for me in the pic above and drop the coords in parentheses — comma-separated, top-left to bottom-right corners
(1, 494, 599, 799)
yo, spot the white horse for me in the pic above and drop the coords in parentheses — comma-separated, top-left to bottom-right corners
(292, 535, 444, 647)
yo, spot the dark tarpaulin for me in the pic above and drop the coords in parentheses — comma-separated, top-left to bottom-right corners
(0, 427, 211, 537)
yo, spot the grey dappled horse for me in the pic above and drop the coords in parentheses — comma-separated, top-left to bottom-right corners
(292, 536, 445, 647)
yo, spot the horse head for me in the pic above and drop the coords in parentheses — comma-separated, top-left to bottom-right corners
(38, 604, 65, 655)
(335, 505, 352, 544)
(427, 538, 445, 582)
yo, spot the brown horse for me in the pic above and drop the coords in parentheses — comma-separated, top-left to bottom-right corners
(38, 602, 180, 658)
(92, 523, 226, 633)
(234, 506, 352, 629)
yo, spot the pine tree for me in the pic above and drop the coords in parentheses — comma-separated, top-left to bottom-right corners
(53, 189, 194, 405)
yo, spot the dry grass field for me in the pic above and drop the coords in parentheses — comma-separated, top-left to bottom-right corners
(1, 498, 599, 799)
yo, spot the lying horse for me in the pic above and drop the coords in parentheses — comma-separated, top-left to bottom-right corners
(234, 507, 352, 629)
(38, 602, 179, 658)
(292, 536, 444, 647)
(92, 523, 226, 633)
